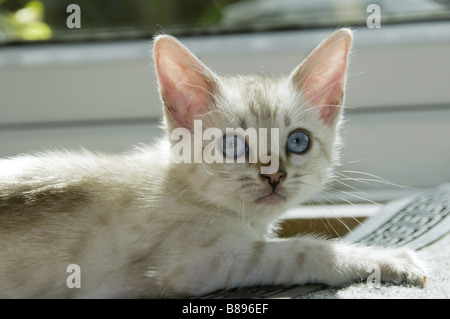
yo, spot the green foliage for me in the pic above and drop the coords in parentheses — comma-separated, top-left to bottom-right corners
(0, 0, 52, 41)
(0, 0, 243, 42)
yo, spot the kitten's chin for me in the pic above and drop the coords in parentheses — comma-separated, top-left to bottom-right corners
(255, 193, 287, 206)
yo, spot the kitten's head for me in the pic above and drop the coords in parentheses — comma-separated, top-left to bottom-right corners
(153, 30, 352, 220)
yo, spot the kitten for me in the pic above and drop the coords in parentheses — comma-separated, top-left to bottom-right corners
(0, 29, 426, 298)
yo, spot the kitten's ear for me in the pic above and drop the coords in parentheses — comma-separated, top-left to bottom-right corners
(153, 35, 219, 130)
(291, 29, 352, 125)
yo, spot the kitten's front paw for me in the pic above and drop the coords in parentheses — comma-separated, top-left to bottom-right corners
(373, 247, 427, 287)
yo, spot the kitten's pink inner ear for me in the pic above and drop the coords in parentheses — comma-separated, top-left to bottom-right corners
(154, 36, 215, 130)
(294, 29, 352, 125)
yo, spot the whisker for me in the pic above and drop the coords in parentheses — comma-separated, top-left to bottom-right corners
(339, 170, 413, 190)
(334, 189, 384, 207)
(333, 177, 370, 194)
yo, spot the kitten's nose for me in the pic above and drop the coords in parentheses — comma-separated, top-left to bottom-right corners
(260, 169, 286, 187)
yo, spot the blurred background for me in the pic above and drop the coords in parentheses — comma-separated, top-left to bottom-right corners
(0, 0, 449, 203)
(1, 0, 450, 42)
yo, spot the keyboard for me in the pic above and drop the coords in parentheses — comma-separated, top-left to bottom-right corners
(344, 183, 450, 250)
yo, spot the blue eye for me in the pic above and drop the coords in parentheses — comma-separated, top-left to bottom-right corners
(286, 130, 310, 154)
(222, 135, 248, 159)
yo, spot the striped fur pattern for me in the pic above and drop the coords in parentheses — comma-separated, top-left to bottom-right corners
(0, 29, 426, 298)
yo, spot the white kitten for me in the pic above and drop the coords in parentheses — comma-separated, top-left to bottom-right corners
(0, 29, 426, 298)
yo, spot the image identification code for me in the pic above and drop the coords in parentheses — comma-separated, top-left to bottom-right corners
(227, 303, 269, 314)
(182, 303, 269, 316)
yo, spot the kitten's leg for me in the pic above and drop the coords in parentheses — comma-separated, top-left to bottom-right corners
(262, 236, 427, 288)
(161, 236, 426, 297)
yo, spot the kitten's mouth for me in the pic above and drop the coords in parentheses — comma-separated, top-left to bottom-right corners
(256, 192, 286, 205)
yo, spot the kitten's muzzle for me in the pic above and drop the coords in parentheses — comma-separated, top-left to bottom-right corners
(256, 169, 288, 205)
(260, 169, 286, 188)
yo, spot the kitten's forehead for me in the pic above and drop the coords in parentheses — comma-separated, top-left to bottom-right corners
(221, 75, 290, 129)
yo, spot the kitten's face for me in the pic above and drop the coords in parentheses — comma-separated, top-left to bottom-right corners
(182, 75, 340, 215)
(154, 30, 352, 217)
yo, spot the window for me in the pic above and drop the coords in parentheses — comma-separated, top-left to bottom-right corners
(1, 0, 450, 44)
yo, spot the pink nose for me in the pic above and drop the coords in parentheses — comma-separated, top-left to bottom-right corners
(260, 170, 286, 187)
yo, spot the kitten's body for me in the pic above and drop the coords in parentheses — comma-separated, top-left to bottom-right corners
(0, 30, 426, 298)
